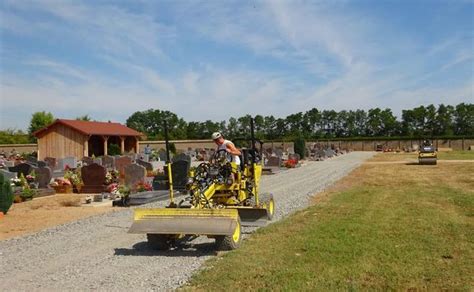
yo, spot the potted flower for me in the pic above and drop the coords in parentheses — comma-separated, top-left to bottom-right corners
(64, 168, 83, 193)
(135, 181, 152, 193)
(20, 188, 36, 201)
(50, 178, 73, 193)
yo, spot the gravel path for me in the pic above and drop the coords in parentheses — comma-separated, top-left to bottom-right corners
(0, 152, 373, 291)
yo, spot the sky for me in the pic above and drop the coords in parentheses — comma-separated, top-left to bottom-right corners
(0, 0, 473, 130)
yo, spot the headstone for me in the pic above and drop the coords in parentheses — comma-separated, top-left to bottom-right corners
(266, 156, 281, 167)
(4, 161, 15, 167)
(93, 158, 102, 165)
(0, 169, 16, 181)
(81, 163, 106, 193)
(167, 160, 190, 191)
(58, 157, 76, 170)
(8, 163, 33, 177)
(136, 159, 153, 171)
(158, 150, 167, 161)
(115, 156, 132, 177)
(274, 148, 283, 158)
(26, 156, 37, 165)
(172, 153, 191, 164)
(82, 157, 94, 165)
(37, 161, 47, 168)
(102, 155, 115, 169)
(124, 163, 146, 188)
(142, 154, 149, 162)
(35, 166, 53, 188)
(44, 157, 56, 169)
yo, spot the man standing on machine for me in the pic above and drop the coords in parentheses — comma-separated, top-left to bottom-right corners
(212, 132, 241, 165)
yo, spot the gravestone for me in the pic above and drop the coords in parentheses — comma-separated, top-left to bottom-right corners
(136, 159, 153, 171)
(115, 156, 132, 177)
(102, 155, 115, 169)
(172, 153, 191, 164)
(167, 160, 190, 191)
(26, 156, 38, 166)
(37, 161, 47, 168)
(44, 157, 56, 169)
(158, 150, 167, 161)
(4, 161, 15, 167)
(274, 148, 283, 158)
(124, 163, 146, 188)
(35, 166, 53, 188)
(82, 157, 94, 165)
(93, 158, 102, 165)
(81, 163, 106, 193)
(8, 163, 33, 177)
(59, 157, 76, 170)
(141, 154, 149, 162)
(266, 156, 281, 167)
(0, 169, 16, 181)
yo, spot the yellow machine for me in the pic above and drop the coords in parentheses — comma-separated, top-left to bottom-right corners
(418, 140, 437, 165)
(129, 119, 275, 250)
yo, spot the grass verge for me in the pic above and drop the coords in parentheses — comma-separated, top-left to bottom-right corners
(186, 156, 473, 290)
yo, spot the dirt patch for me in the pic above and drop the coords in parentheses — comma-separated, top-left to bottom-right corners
(0, 194, 119, 240)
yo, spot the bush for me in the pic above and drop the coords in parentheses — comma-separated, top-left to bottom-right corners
(0, 173, 14, 214)
(108, 143, 121, 156)
(293, 136, 306, 159)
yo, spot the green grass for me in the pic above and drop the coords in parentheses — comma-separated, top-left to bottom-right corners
(438, 151, 474, 160)
(186, 162, 474, 290)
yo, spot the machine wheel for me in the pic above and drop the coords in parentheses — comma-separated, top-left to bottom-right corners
(147, 234, 171, 250)
(215, 219, 242, 250)
(260, 193, 275, 221)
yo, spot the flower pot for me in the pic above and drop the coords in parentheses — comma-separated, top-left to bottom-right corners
(53, 185, 73, 194)
(13, 194, 22, 203)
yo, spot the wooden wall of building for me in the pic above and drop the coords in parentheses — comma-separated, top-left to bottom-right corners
(37, 124, 86, 160)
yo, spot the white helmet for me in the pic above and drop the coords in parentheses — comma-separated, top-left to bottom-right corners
(211, 132, 222, 140)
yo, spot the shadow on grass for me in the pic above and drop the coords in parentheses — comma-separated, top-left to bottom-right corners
(114, 241, 218, 257)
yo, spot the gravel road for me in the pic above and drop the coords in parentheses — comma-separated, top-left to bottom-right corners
(0, 152, 373, 291)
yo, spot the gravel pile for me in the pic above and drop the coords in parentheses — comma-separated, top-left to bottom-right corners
(0, 152, 373, 291)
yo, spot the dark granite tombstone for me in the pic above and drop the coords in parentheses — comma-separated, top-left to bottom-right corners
(35, 166, 52, 188)
(166, 160, 190, 191)
(266, 156, 281, 167)
(37, 161, 47, 168)
(136, 159, 153, 171)
(82, 157, 94, 165)
(26, 156, 38, 166)
(115, 156, 132, 177)
(124, 163, 146, 188)
(172, 153, 191, 164)
(152, 174, 168, 190)
(8, 163, 33, 177)
(81, 163, 106, 193)
(102, 155, 115, 169)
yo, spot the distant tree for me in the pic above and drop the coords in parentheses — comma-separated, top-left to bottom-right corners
(0, 129, 31, 144)
(76, 115, 92, 121)
(126, 109, 187, 140)
(434, 104, 454, 136)
(453, 103, 474, 135)
(28, 111, 54, 137)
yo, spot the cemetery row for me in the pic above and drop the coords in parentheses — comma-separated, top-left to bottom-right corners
(0, 144, 350, 206)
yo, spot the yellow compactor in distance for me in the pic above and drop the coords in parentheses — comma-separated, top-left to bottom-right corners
(418, 140, 437, 165)
(128, 119, 275, 250)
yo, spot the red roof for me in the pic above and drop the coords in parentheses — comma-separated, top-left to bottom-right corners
(34, 119, 143, 137)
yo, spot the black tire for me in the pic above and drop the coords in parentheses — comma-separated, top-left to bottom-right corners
(147, 234, 171, 250)
(260, 193, 275, 221)
(215, 219, 242, 251)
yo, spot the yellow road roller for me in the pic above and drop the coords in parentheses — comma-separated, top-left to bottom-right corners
(418, 140, 437, 165)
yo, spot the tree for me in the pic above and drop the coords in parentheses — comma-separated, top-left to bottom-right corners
(434, 104, 454, 136)
(76, 115, 92, 121)
(453, 103, 474, 135)
(28, 111, 54, 136)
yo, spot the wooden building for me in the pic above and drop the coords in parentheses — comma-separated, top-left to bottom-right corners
(34, 119, 143, 160)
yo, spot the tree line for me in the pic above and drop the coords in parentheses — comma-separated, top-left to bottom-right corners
(0, 103, 472, 144)
(126, 103, 473, 140)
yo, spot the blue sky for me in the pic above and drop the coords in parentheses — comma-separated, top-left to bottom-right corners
(1, 0, 473, 130)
